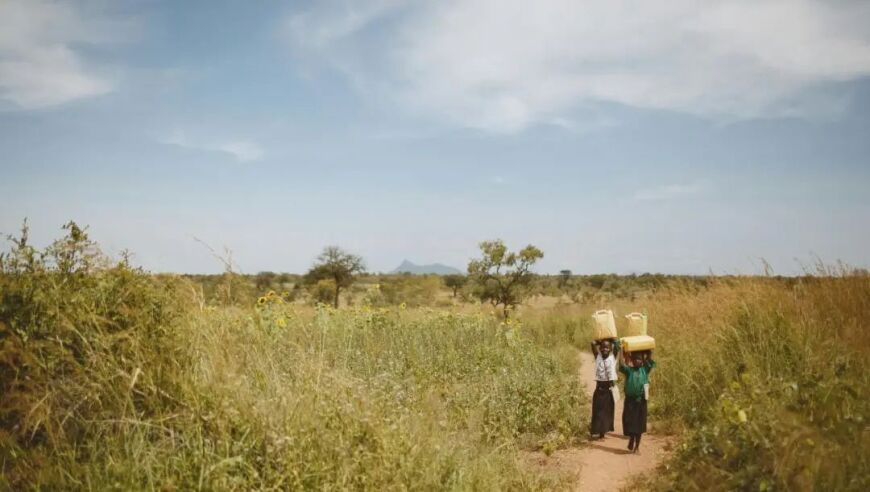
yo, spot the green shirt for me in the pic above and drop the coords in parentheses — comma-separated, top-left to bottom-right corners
(620, 360, 656, 400)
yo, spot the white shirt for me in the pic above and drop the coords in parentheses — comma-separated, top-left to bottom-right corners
(594, 353, 618, 382)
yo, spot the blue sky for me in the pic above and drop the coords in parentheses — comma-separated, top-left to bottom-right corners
(2, 0, 869, 274)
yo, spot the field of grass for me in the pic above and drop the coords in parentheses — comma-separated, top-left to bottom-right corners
(2, 226, 867, 490)
(0, 227, 585, 490)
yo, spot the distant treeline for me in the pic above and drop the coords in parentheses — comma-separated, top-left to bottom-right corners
(174, 270, 836, 308)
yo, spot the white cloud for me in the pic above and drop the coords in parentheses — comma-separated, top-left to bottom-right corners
(634, 182, 707, 201)
(0, 0, 126, 109)
(285, 0, 870, 132)
(163, 130, 265, 163)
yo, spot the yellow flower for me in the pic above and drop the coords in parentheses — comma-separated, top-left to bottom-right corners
(267, 290, 276, 298)
(400, 302, 407, 310)
(737, 409, 748, 423)
(276, 317, 287, 328)
(282, 291, 290, 297)
(257, 297, 266, 306)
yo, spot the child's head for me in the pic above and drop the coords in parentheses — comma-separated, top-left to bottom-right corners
(631, 351, 644, 365)
(599, 340, 612, 357)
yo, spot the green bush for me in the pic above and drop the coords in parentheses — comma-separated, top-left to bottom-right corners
(0, 222, 188, 488)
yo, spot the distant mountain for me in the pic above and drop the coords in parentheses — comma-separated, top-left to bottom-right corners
(391, 260, 463, 275)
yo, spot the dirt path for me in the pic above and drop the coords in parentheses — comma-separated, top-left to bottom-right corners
(523, 352, 672, 491)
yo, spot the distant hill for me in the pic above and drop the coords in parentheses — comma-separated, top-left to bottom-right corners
(391, 260, 463, 275)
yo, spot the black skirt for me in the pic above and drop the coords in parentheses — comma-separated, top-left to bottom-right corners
(622, 397, 648, 435)
(590, 381, 614, 434)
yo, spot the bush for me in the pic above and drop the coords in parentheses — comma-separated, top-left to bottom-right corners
(0, 222, 188, 488)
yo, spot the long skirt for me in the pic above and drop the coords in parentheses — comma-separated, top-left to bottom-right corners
(622, 397, 648, 435)
(590, 381, 614, 435)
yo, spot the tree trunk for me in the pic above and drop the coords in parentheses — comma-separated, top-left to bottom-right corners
(333, 285, 341, 308)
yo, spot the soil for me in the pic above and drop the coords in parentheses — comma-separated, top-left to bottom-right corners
(523, 352, 673, 491)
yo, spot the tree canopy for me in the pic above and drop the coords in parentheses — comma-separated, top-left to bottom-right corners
(304, 246, 365, 308)
(467, 240, 543, 317)
(442, 274, 467, 298)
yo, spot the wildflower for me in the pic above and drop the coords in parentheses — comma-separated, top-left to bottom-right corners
(276, 317, 287, 328)
(737, 409, 748, 423)
(400, 302, 407, 310)
(282, 291, 290, 297)
(257, 297, 266, 306)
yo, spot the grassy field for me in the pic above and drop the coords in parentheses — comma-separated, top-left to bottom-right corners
(2, 226, 868, 490)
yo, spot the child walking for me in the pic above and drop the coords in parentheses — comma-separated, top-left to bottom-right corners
(620, 350, 655, 453)
(589, 339, 618, 439)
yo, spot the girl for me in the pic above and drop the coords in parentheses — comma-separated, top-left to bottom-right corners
(589, 339, 618, 439)
(620, 350, 656, 453)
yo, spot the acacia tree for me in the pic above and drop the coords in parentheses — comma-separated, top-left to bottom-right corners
(442, 274, 467, 298)
(304, 246, 365, 308)
(467, 240, 543, 318)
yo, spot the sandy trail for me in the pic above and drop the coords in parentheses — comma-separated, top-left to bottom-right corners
(523, 352, 672, 491)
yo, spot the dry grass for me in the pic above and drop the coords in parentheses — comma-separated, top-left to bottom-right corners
(2, 225, 867, 490)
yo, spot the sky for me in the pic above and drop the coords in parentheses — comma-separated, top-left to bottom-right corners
(2, 0, 869, 275)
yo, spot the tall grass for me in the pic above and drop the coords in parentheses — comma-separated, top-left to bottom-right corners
(0, 226, 585, 490)
(643, 274, 870, 491)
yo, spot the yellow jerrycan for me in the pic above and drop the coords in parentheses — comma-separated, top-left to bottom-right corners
(624, 312, 648, 337)
(621, 335, 656, 353)
(591, 309, 618, 340)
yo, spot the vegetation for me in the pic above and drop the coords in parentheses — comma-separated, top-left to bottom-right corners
(643, 272, 870, 491)
(443, 274, 467, 298)
(3, 222, 866, 490)
(533, 273, 870, 491)
(467, 240, 544, 317)
(0, 225, 584, 490)
(304, 246, 365, 308)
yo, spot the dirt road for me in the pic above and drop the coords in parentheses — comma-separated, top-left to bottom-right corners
(524, 351, 672, 491)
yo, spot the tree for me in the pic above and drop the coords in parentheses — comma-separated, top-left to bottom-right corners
(442, 274, 467, 298)
(467, 240, 543, 318)
(304, 246, 365, 308)
(255, 271, 276, 291)
(558, 269, 572, 289)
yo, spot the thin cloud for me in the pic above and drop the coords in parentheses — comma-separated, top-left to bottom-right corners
(634, 182, 706, 201)
(162, 130, 264, 163)
(285, 0, 870, 133)
(0, 0, 129, 109)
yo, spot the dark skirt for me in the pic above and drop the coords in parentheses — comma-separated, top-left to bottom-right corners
(590, 381, 614, 434)
(622, 397, 648, 435)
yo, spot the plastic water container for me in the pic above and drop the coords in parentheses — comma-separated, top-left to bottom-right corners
(621, 335, 655, 352)
(592, 309, 618, 340)
(624, 312, 648, 337)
